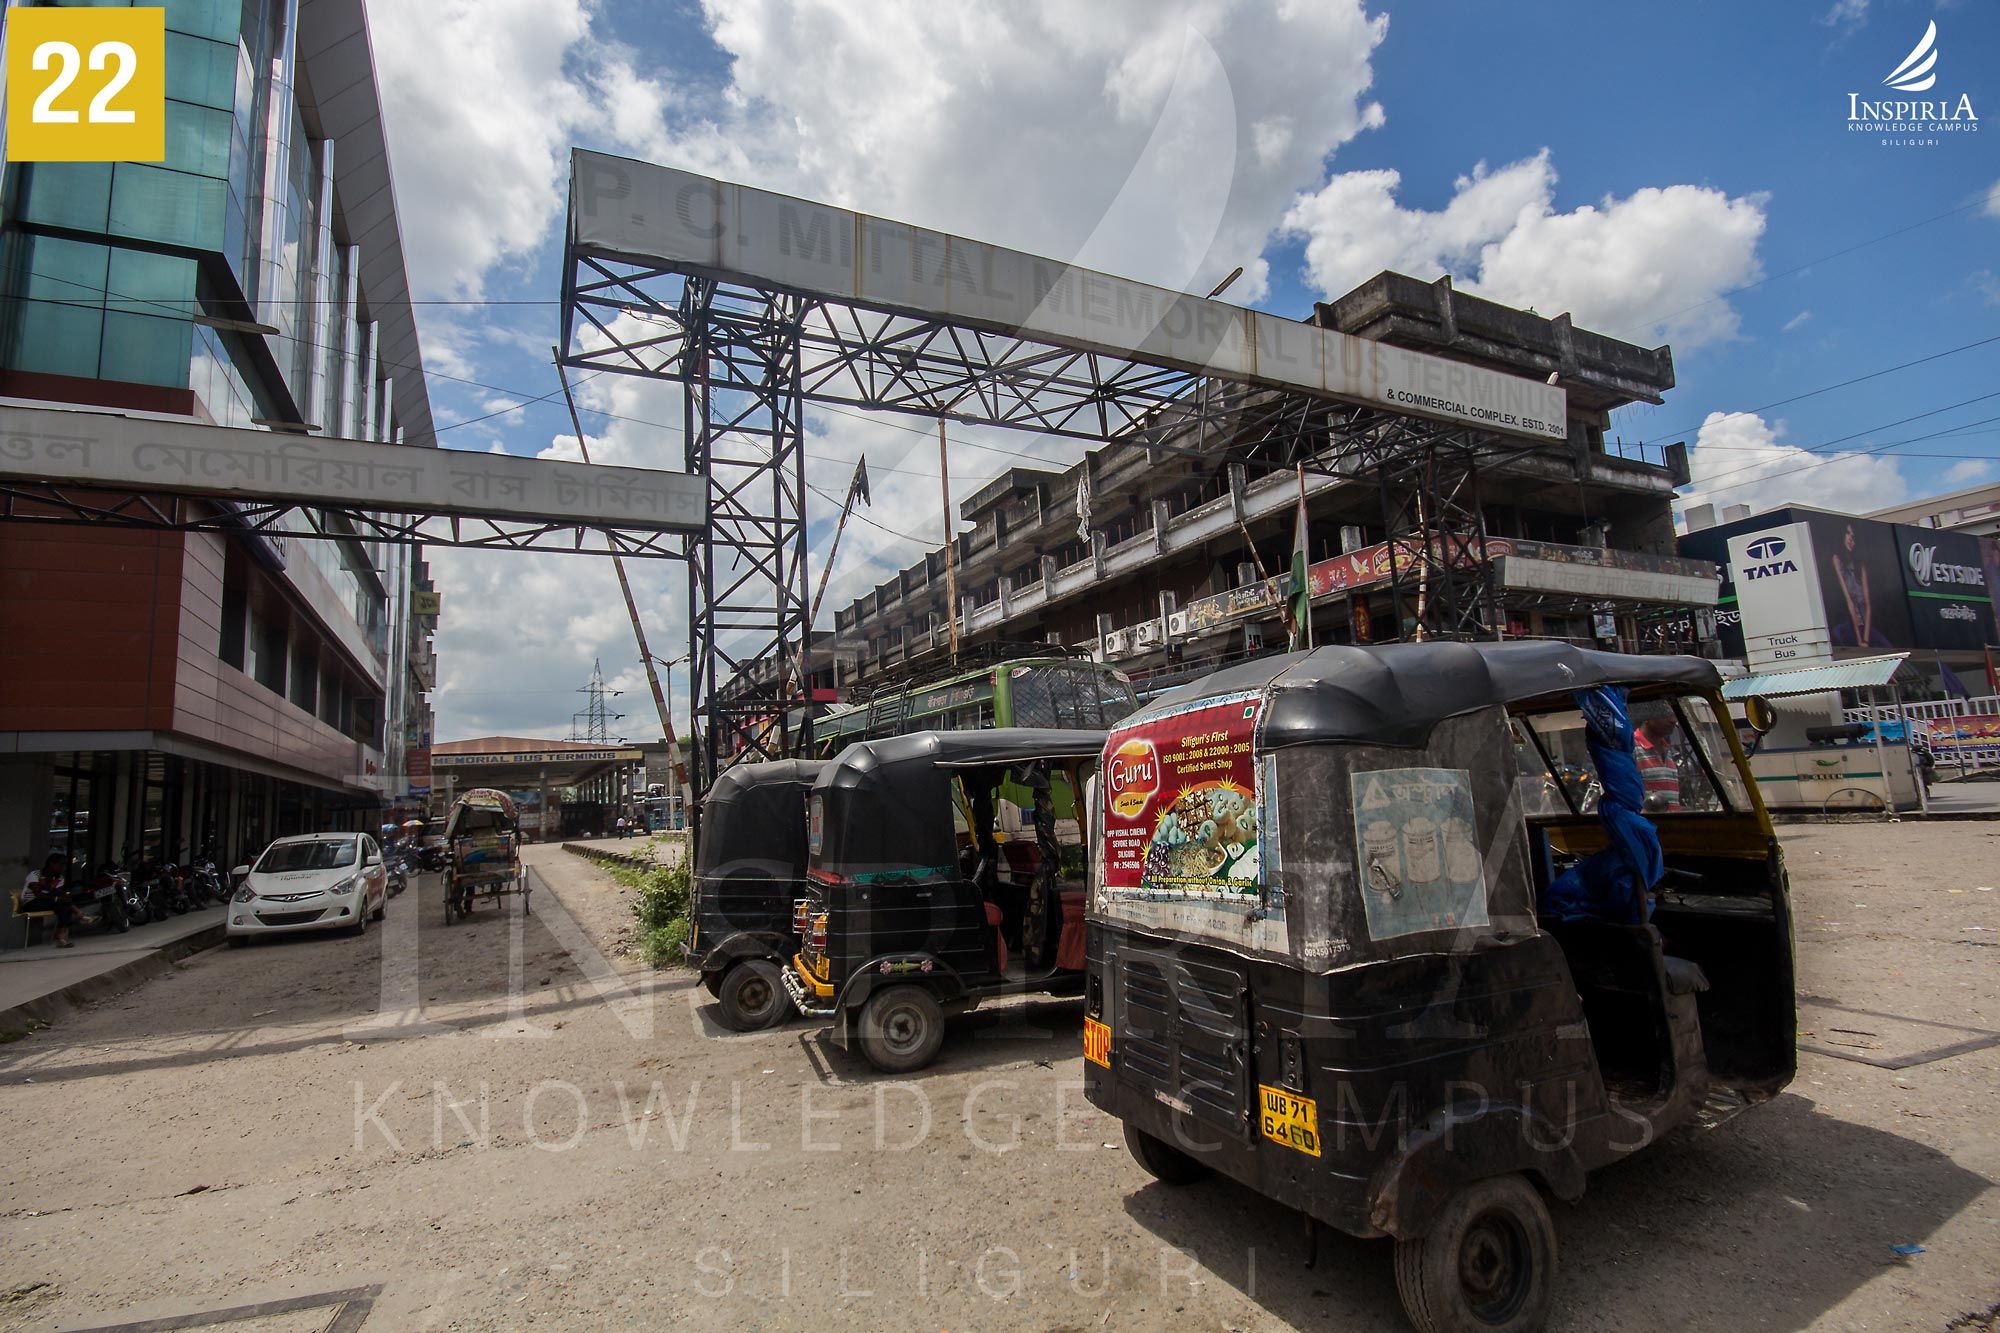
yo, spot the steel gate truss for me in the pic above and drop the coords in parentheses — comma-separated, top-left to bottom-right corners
(0, 481, 689, 557)
(678, 278, 813, 791)
(561, 159, 1577, 783)
(0, 400, 705, 556)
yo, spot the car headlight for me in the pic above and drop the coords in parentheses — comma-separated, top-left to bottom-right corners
(233, 884, 256, 903)
(328, 876, 358, 895)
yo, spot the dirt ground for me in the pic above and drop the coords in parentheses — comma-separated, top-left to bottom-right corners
(2, 823, 1996, 1332)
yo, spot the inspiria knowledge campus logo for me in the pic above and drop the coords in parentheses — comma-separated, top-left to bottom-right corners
(1847, 21, 1978, 147)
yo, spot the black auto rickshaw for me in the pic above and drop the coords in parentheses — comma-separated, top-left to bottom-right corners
(1083, 642, 1795, 1333)
(783, 728, 1105, 1073)
(691, 758, 823, 1031)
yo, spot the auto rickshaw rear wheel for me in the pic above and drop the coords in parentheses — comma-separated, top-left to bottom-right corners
(1393, 1172, 1556, 1333)
(1122, 1123, 1211, 1186)
(716, 959, 792, 1032)
(857, 984, 946, 1073)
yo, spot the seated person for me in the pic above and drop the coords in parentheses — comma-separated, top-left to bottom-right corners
(22, 852, 78, 948)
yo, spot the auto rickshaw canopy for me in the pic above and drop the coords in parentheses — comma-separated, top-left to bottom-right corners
(811, 729, 1107, 880)
(1095, 642, 1733, 972)
(698, 760, 824, 879)
(1140, 640, 1721, 751)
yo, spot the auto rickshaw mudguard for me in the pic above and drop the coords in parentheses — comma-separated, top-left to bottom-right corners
(833, 953, 974, 1021)
(696, 929, 792, 982)
(1366, 1100, 1587, 1239)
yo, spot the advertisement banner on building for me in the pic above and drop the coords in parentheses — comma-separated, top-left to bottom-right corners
(1892, 524, 1996, 651)
(1102, 691, 1265, 902)
(1725, 523, 1831, 668)
(1802, 513, 1914, 653)
(406, 747, 432, 795)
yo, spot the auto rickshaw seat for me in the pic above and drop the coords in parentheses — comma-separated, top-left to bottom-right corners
(1662, 955, 1710, 996)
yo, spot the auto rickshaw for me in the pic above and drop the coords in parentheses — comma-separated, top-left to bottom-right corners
(782, 729, 1105, 1073)
(691, 759, 824, 1031)
(442, 788, 528, 923)
(1083, 642, 1795, 1333)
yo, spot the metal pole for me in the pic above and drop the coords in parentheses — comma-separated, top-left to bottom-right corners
(553, 351, 689, 809)
(939, 418, 961, 659)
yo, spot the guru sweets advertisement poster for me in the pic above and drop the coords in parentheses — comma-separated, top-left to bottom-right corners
(1102, 692, 1266, 901)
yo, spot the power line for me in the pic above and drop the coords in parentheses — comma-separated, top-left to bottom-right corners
(1630, 330, 2000, 447)
(1611, 195, 1990, 342)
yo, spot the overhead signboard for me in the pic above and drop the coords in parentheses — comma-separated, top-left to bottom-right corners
(412, 590, 442, 617)
(433, 748, 643, 767)
(570, 151, 1569, 444)
(0, 403, 707, 532)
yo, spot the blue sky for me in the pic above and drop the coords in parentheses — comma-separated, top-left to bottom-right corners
(364, 0, 1997, 740)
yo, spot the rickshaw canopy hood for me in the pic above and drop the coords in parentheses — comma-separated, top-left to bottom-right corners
(1136, 641, 1720, 751)
(812, 729, 1107, 879)
(698, 759, 824, 876)
(445, 788, 517, 838)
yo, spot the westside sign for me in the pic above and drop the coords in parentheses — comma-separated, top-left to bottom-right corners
(569, 152, 1568, 443)
(1893, 523, 1996, 651)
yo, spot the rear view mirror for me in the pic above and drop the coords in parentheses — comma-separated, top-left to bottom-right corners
(231, 865, 250, 880)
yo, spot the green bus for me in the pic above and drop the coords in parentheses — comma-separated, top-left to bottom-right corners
(813, 655, 1139, 758)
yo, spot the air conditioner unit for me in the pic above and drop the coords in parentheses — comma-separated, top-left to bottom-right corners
(1167, 610, 1190, 637)
(1102, 628, 1133, 657)
(1133, 620, 1160, 648)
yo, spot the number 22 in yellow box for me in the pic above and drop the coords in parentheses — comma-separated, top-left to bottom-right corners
(6, 7, 166, 163)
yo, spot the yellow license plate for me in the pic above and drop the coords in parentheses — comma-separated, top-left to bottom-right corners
(1258, 1084, 1321, 1157)
(1083, 1017, 1112, 1068)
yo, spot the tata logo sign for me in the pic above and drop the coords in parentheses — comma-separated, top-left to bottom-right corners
(1741, 535, 1800, 581)
(1907, 540, 1984, 589)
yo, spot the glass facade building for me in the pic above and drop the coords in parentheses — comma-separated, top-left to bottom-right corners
(0, 0, 440, 944)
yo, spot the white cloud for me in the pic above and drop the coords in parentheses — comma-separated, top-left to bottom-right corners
(1782, 310, 1812, 332)
(1677, 411, 1909, 518)
(1986, 179, 2000, 218)
(367, 0, 676, 300)
(1943, 458, 1994, 486)
(1821, 0, 1869, 29)
(1281, 151, 1769, 349)
(404, 0, 1401, 739)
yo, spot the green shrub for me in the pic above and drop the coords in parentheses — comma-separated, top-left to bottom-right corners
(614, 856, 693, 968)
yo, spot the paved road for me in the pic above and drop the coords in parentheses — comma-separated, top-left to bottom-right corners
(1, 832, 1995, 1330)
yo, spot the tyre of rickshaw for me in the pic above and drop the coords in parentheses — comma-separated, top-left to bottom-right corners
(443, 876, 457, 925)
(715, 958, 792, 1032)
(856, 984, 946, 1073)
(1122, 1123, 1211, 1186)
(1393, 1172, 1557, 1333)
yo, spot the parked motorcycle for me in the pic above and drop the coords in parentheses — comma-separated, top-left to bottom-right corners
(65, 859, 131, 934)
(190, 856, 227, 905)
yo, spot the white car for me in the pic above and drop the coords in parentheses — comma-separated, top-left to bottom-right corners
(227, 833, 388, 945)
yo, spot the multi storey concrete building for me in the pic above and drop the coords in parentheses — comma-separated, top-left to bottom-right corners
(0, 0, 438, 932)
(824, 273, 1718, 697)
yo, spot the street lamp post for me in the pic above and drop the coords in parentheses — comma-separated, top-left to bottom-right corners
(651, 653, 691, 828)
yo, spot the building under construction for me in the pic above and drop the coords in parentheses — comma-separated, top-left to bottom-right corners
(824, 271, 1719, 698)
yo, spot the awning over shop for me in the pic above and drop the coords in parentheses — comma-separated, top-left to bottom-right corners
(1720, 653, 1910, 700)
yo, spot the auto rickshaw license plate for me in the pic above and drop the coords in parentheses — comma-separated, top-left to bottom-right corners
(1083, 1017, 1111, 1068)
(1258, 1085, 1321, 1157)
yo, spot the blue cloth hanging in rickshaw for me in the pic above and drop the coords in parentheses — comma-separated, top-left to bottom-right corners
(1541, 685, 1664, 924)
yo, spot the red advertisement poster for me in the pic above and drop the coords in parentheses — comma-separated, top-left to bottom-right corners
(1102, 691, 1264, 898)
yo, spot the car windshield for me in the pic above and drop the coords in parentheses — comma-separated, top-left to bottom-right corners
(1510, 693, 1748, 816)
(256, 839, 359, 872)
